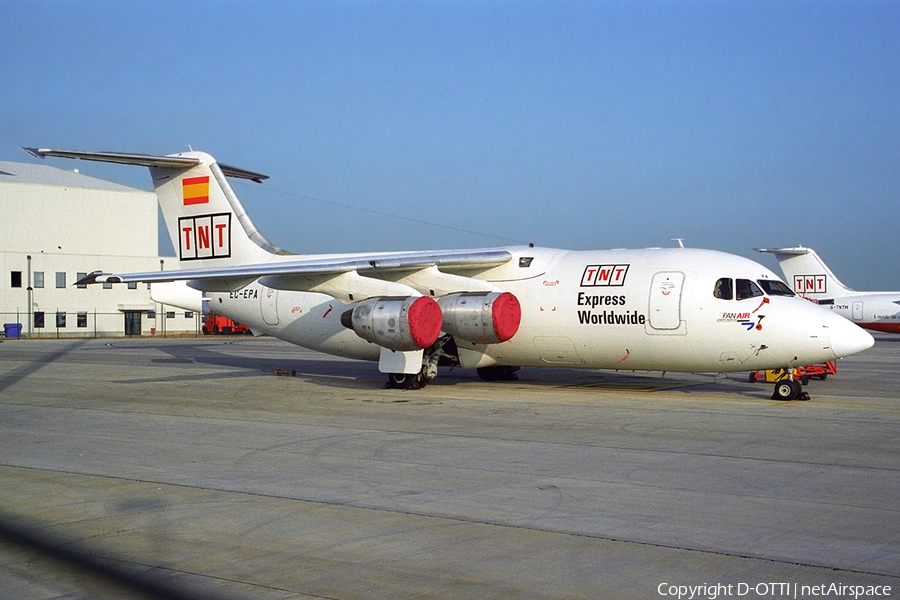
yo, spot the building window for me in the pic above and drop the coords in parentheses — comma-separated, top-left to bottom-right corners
(147, 310, 156, 319)
(34, 271, 44, 289)
(185, 311, 194, 319)
(11, 271, 22, 288)
(166, 311, 175, 319)
(103, 282, 112, 290)
(34, 311, 45, 329)
(56, 312, 66, 328)
(127, 282, 137, 290)
(77, 272, 87, 289)
(77, 312, 88, 328)
(56, 272, 66, 288)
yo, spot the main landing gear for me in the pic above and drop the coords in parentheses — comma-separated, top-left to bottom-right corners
(385, 372, 426, 390)
(384, 335, 455, 390)
(383, 335, 522, 389)
(476, 365, 520, 381)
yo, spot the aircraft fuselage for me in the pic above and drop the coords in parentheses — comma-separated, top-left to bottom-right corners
(210, 246, 860, 374)
(811, 292, 900, 334)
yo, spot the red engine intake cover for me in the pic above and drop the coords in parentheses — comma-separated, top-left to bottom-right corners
(491, 292, 521, 342)
(436, 291, 522, 344)
(407, 296, 443, 349)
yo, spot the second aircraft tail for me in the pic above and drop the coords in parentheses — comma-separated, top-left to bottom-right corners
(756, 247, 854, 298)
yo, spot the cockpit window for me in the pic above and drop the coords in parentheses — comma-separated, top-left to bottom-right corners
(736, 279, 764, 300)
(713, 278, 733, 300)
(757, 279, 794, 297)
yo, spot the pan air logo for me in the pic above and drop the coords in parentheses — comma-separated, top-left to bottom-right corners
(581, 264, 629, 287)
(179, 213, 231, 261)
(793, 274, 827, 294)
(182, 176, 210, 206)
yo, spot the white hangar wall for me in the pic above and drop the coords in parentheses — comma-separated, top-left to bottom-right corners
(0, 160, 199, 337)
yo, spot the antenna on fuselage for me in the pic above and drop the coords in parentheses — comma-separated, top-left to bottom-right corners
(672, 238, 685, 248)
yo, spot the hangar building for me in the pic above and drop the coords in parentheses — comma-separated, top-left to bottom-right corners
(0, 160, 199, 337)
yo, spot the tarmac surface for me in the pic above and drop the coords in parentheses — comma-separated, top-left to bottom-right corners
(0, 334, 897, 599)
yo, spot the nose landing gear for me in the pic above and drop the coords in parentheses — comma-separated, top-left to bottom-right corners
(770, 369, 811, 401)
(772, 379, 807, 401)
(751, 367, 812, 401)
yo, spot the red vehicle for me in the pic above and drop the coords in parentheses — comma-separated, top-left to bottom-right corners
(749, 360, 837, 386)
(202, 315, 250, 335)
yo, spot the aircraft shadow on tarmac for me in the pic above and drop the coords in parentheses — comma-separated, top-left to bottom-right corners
(107, 339, 768, 399)
(0, 340, 88, 394)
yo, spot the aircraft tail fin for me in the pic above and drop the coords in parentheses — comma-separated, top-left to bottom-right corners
(755, 246, 854, 297)
(23, 148, 284, 267)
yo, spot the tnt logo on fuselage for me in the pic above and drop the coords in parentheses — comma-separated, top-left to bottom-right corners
(581, 264, 629, 287)
(793, 274, 827, 294)
(179, 213, 231, 261)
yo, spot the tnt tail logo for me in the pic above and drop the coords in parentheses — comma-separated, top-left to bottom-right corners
(793, 274, 827, 294)
(179, 213, 231, 261)
(581, 264, 629, 287)
(182, 176, 210, 206)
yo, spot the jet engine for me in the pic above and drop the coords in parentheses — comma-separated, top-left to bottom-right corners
(437, 291, 521, 344)
(341, 296, 443, 352)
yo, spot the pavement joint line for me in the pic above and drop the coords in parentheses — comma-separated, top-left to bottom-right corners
(3, 463, 898, 583)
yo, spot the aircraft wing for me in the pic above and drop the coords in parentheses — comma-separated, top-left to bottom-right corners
(77, 249, 515, 301)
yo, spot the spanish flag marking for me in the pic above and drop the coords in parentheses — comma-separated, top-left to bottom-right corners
(182, 176, 210, 205)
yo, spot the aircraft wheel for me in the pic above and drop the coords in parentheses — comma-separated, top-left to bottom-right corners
(772, 379, 801, 401)
(477, 366, 520, 382)
(477, 367, 501, 381)
(386, 373, 420, 390)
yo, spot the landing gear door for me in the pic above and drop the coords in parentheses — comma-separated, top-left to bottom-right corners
(648, 271, 685, 332)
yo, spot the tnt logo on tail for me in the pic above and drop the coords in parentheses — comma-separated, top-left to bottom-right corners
(182, 176, 210, 206)
(793, 274, 827, 294)
(179, 213, 231, 260)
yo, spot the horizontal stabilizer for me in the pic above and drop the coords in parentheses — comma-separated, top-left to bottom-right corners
(754, 247, 811, 256)
(23, 147, 268, 182)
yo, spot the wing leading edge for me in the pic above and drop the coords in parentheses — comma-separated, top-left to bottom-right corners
(77, 249, 515, 301)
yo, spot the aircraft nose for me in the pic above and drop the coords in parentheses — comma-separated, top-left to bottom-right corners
(829, 316, 875, 358)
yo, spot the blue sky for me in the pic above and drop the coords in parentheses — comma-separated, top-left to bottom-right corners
(3, 1, 898, 289)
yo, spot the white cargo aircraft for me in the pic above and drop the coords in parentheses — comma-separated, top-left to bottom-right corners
(26, 148, 874, 400)
(757, 246, 900, 334)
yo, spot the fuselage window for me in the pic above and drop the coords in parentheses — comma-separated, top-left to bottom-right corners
(757, 279, 794, 297)
(713, 278, 733, 300)
(736, 279, 764, 300)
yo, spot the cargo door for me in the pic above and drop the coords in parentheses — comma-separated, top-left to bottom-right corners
(649, 272, 684, 330)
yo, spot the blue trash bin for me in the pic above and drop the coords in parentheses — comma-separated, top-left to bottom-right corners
(4, 323, 22, 338)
